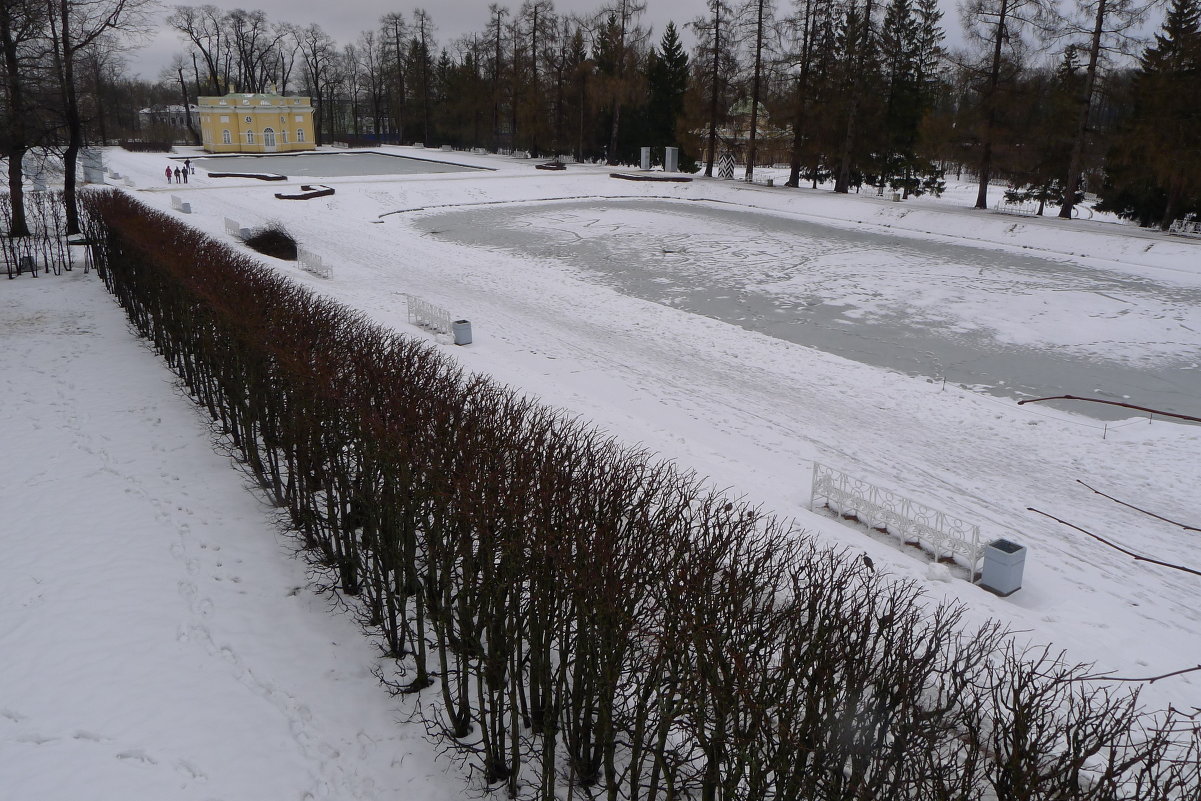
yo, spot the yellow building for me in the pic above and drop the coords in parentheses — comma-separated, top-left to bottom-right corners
(198, 91, 316, 154)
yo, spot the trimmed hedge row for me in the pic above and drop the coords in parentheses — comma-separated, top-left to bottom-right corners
(80, 190, 1201, 801)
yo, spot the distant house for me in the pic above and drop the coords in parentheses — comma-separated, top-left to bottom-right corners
(197, 90, 316, 154)
(139, 103, 200, 133)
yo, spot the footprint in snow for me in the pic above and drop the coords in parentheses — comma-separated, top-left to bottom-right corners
(175, 759, 207, 781)
(116, 748, 158, 765)
(17, 733, 59, 745)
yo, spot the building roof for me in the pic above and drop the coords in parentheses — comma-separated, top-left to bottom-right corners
(139, 104, 199, 114)
(198, 91, 310, 107)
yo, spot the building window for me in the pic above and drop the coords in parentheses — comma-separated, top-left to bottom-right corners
(246, 130, 255, 144)
(280, 130, 288, 144)
(263, 127, 276, 147)
(222, 129, 231, 145)
(296, 128, 304, 143)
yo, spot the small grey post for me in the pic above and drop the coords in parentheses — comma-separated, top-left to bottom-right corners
(640, 147, 651, 171)
(980, 539, 1027, 596)
(665, 147, 679, 173)
(452, 320, 473, 346)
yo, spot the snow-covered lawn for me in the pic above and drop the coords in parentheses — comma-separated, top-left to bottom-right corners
(0, 272, 464, 799)
(4, 146, 1199, 795)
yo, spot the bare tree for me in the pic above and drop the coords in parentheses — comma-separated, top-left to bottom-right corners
(225, 8, 284, 93)
(691, 0, 737, 177)
(166, 4, 226, 94)
(960, 0, 1059, 209)
(598, 0, 647, 165)
(273, 22, 298, 95)
(379, 12, 408, 142)
(742, 0, 776, 181)
(413, 9, 437, 144)
(483, 5, 508, 150)
(165, 53, 200, 144)
(519, 0, 555, 156)
(47, 0, 153, 234)
(1, 0, 47, 237)
(783, 0, 831, 187)
(295, 23, 335, 144)
(1058, 0, 1153, 218)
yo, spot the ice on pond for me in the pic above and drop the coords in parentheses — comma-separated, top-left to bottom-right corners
(416, 199, 1201, 420)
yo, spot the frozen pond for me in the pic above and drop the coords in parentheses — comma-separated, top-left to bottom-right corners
(416, 199, 1201, 421)
(193, 151, 482, 178)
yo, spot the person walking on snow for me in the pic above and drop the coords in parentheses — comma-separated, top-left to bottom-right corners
(173, 166, 182, 183)
(165, 165, 173, 183)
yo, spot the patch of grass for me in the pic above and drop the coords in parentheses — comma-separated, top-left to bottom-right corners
(243, 222, 298, 261)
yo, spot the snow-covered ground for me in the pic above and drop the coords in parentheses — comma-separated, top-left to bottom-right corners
(0, 270, 464, 798)
(4, 146, 1200, 795)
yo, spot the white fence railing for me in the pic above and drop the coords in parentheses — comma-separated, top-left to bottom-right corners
(297, 247, 330, 278)
(1168, 218, 1201, 237)
(405, 294, 453, 336)
(810, 463, 983, 575)
(224, 217, 250, 239)
(995, 199, 1040, 217)
(170, 195, 191, 214)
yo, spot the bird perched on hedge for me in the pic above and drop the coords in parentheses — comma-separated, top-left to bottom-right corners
(862, 553, 875, 571)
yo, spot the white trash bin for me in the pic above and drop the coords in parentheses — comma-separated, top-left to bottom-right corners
(980, 539, 1027, 597)
(452, 320, 472, 346)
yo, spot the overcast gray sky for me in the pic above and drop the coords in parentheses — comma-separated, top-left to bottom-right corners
(126, 0, 1152, 86)
(129, 0, 718, 80)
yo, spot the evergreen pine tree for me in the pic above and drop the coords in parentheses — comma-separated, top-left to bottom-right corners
(1005, 49, 1083, 214)
(1097, 0, 1201, 226)
(644, 23, 690, 165)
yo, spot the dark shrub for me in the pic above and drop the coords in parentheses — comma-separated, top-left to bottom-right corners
(243, 222, 298, 261)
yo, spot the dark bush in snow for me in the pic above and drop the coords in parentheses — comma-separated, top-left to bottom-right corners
(243, 222, 298, 261)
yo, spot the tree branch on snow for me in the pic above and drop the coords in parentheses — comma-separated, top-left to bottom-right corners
(1078, 665, 1201, 684)
(1076, 480, 1200, 534)
(1027, 507, 1201, 577)
(1017, 394, 1201, 424)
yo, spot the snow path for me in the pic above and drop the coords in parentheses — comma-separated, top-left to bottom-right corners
(0, 272, 462, 799)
